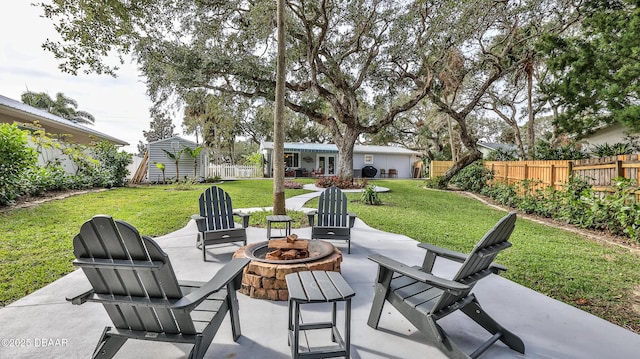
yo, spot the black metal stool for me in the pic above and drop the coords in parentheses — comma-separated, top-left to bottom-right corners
(267, 215, 293, 240)
(285, 271, 356, 359)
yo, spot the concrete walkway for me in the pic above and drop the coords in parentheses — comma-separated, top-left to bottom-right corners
(1, 189, 639, 358)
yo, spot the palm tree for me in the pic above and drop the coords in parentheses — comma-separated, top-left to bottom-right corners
(21, 91, 95, 125)
(154, 162, 166, 184)
(162, 148, 185, 181)
(181, 145, 204, 179)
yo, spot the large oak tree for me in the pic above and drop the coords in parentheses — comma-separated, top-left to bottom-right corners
(40, 0, 576, 181)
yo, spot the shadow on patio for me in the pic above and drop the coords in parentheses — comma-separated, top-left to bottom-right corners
(1, 202, 639, 358)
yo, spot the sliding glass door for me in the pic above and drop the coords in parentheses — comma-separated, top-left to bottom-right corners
(317, 155, 337, 176)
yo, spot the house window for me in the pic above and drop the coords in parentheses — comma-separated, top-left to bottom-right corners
(364, 154, 373, 164)
(285, 152, 300, 167)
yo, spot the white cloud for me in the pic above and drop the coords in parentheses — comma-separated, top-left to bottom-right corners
(0, 2, 191, 153)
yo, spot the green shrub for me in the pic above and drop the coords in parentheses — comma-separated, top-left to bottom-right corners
(486, 147, 518, 161)
(481, 181, 519, 208)
(424, 176, 447, 189)
(360, 184, 382, 205)
(92, 140, 133, 187)
(514, 179, 545, 214)
(0, 124, 38, 205)
(20, 166, 54, 196)
(450, 162, 494, 192)
(173, 178, 198, 190)
(533, 140, 589, 160)
(478, 175, 640, 243)
(591, 143, 633, 157)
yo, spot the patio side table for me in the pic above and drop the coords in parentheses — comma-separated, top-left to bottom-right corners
(266, 215, 292, 240)
(285, 271, 356, 359)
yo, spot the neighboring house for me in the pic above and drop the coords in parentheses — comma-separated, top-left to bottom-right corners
(0, 94, 128, 174)
(580, 122, 633, 150)
(477, 141, 521, 159)
(260, 142, 421, 178)
(0, 94, 128, 146)
(147, 136, 204, 182)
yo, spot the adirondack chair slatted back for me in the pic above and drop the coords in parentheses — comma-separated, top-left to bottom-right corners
(73, 216, 197, 335)
(200, 186, 236, 231)
(317, 186, 349, 227)
(431, 212, 516, 313)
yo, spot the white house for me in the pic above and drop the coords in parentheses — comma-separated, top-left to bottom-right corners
(580, 122, 633, 150)
(0, 94, 129, 175)
(0, 94, 128, 147)
(147, 136, 204, 182)
(260, 142, 421, 178)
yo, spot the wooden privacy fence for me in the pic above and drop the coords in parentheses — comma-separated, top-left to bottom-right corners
(485, 160, 571, 191)
(206, 164, 262, 179)
(430, 154, 640, 194)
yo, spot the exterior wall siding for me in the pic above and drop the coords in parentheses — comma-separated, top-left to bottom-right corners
(147, 137, 203, 182)
(581, 123, 628, 150)
(352, 152, 415, 178)
(264, 149, 417, 178)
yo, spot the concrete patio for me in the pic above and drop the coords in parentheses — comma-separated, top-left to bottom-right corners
(1, 187, 639, 358)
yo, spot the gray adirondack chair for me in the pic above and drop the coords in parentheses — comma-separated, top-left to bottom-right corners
(192, 186, 250, 261)
(67, 215, 251, 359)
(307, 186, 357, 253)
(367, 212, 524, 359)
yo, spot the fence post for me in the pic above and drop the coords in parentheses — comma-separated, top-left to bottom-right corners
(568, 161, 574, 181)
(490, 163, 495, 185)
(504, 163, 509, 183)
(550, 164, 555, 188)
(615, 160, 623, 179)
(524, 164, 529, 180)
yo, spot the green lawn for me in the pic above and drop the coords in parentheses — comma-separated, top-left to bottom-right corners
(1, 179, 639, 333)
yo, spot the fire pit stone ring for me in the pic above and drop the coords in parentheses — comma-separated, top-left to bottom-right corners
(233, 240, 343, 301)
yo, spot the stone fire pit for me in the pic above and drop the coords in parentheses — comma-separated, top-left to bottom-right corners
(233, 240, 343, 301)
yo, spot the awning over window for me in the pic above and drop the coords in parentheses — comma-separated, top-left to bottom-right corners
(260, 141, 420, 155)
(261, 142, 338, 153)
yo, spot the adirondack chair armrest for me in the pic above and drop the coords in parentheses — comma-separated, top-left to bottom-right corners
(489, 262, 507, 274)
(171, 258, 250, 310)
(233, 211, 251, 228)
(307, 210, 318, 226)
(66, 288, 95, 305)
(191, 214, 206, 232)
(369, 254, 469, 295)
(348, 212, 357, 228)
(418, 242, 468, 263)
(417, 243, 508, 274)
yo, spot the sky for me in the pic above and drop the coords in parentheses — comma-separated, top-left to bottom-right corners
(0, 2, 191, 154)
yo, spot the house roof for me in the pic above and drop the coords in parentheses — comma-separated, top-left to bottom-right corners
(477, 141, 519, 152)
(149, 136, 199, 147)
(261, 142, 420, 155)
(0, 94, 128, 146)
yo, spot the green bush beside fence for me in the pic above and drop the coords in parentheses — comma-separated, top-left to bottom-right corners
(445, 163, 640, 243)
(0, 123, 132, 206)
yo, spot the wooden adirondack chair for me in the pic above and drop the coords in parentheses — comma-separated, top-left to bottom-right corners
(307, 186, 357, 254)
(367, 212, 524, 359)
(67, 215, 251, 359)
(192, 186, 250, 261)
